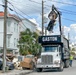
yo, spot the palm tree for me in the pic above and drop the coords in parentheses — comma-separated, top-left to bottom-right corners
(18, 28, 42, 55)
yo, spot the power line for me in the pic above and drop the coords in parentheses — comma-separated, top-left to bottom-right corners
(60, 11, 76, 16)
(1, 1, 38, 19)
(10, 0, 76, 16)
(62, 17, 76, 22)
(0, 4, 3, 6)
(8, 1, 76, 24)
(48, 0, 76, 6)
(10, 1, 41, 12)
(7, 1, 28, 30)
(12, 5, 76, 23)
(16, 0, 76, 23)
(29, 0, 76, 15)
(46, 6, 76, 16)
(28, 0, 42, 5)
(8, 1, 32, 19)
(57, 7, 76, 14)
(44, 3, 76, 15)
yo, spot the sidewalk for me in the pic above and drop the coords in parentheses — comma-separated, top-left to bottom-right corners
(0, 69, 33, 75)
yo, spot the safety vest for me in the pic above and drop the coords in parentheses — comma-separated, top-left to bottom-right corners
(70, 55, 73, 60)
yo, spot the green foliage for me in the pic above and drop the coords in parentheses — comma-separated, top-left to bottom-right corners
(72, 48, 75, 51)
(18, 28, 41, 56)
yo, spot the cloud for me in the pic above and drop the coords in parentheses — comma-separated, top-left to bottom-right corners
(29, 18, 39, 26)
(8, 0, 74, 15)
(0, 0, 76, 44)
(63, 24, 76, 43)
(70, 24, 76, 31)
(0, 0, 74, 17)
(7, 0, 74, 27)
(9, 0, 42, 14)
(64, 26, 70, 32)
(46, 24, 76, 44)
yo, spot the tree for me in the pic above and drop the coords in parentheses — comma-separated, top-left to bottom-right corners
(18, 28, 42, 56)
(72, 48, 75, 51)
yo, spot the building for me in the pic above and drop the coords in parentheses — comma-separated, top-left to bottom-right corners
(19, 18, 37, 32)
(70, 43, 76, 54)
(36, 26, 42, 35)
(0, 12, 20, 55)
(0, 12, 42, 56)
(19, 18, 42, 36)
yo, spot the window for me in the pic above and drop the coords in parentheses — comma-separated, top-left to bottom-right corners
(14, 23, 16, 32)
(42, 46, 58, 52)
(14, 22, 18, 32)
(14, 38, 16, 47)
(7, 36, 11, 47)
(17, 24, 18, 32)
(7, 20, 11, 32)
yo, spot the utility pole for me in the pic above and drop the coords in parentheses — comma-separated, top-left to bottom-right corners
(42, 0, 44, 36)
(68, 33, 70, 49)
(45, 27, 47, 35)
(3, 0, 7, 72)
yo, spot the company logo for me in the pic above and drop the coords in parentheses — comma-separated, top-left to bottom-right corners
(42, 37, 57, 42)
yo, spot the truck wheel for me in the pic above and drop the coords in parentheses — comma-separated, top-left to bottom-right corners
(32, 63, 36, 71)
(22, 67, 26, 70)
(59, 62, 64, 71)
(64, 60, 69, 68)
(36, 68, 42, 72)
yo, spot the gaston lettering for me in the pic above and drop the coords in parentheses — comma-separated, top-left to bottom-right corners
(42, 37, 57, 42)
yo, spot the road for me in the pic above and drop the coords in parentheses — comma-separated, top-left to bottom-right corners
(26, 60, 76, 75)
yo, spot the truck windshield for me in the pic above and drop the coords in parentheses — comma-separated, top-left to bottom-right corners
(42, 46, 58, 52)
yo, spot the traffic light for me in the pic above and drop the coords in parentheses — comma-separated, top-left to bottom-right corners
(47, 20, 55, 31)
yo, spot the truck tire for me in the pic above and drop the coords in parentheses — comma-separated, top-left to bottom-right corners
(64, 60, 69, 68)
(36, 68, 42, 72)
(59, 62, 64, 71)
(32, 63, 36, 71)
(22, 67, 26, 70)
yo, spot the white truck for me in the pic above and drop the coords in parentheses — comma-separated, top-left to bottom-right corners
(36, 35, 70, 72)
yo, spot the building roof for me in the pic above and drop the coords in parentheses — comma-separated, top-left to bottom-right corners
(0, 11, 20, 21)
(0, 12, 4, 16)
(22, 18, 37, 26)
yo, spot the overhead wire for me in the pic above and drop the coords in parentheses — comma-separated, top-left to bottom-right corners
(0, 2, 27, 30)
(47, 0, 76, 14)
(62, 17, 76, 22)
(45, 6, 76, 16)
(7, 1, 28, 30)
(28, 0, 76, 22)
(11, 0, 76, 15)
(10, 1, 41, 12)
(8, 0, 76, 24)
(8, 1, 32, 19)
(28, 0, 76, 15)
(48, 0, 76, 6)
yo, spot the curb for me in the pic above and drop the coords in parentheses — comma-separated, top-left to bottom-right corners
(0, 70, 33, 75)
(19, 70, 33, 75)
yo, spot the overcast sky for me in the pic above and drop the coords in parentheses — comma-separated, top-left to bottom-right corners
(0, 0, 76, 44)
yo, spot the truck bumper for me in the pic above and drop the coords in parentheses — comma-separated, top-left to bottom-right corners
(36, 64, 60, 69)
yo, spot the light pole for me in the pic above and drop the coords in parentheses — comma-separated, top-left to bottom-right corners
(42, 0, 44, 36)
(3, 0, 7, 72)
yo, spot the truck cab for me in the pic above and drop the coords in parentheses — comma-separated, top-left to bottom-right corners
(36, 35, 70, 72)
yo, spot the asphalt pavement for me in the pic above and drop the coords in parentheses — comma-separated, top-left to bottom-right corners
(0, 69, 33, 75)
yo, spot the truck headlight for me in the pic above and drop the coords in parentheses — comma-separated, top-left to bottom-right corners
(37, 58, 41, 64)
(54, 60, 60, 64)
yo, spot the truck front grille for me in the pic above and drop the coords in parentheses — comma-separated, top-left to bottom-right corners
(41, 55, 53, 64)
